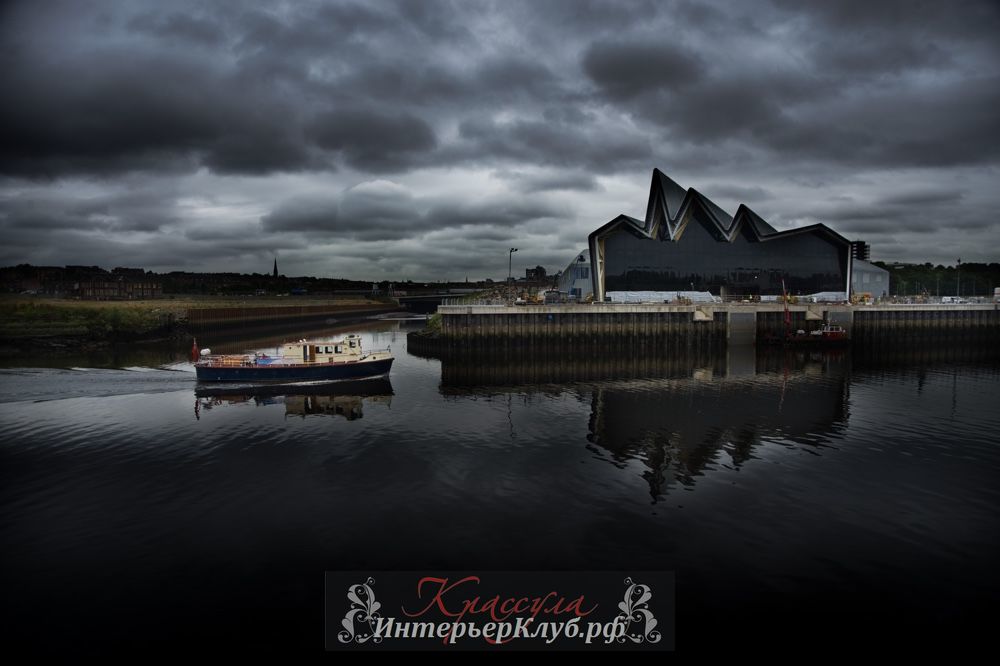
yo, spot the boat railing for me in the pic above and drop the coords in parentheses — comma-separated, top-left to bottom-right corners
(201, 355, 254, 367)
(199, 345, 393, 367)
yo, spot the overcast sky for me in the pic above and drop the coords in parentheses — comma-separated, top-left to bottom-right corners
(2, 0, 998, 280)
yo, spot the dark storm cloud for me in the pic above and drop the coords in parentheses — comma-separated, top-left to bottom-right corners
(262, 183, 565, 242)
(0, 1, 441, 178)
(1, 0, 998, 274)
(331, 61, 462, 106)
(809, 35, 952, 78)
(0, 48, 320, 177)
(330, 237, 575, 279)
(878, 190, 965, 207)
(773, 0, 1000, 36)
(128, 12, 226, 45)
(701, 184, 773, 202)
(784, 188, 991, 237)
(5, 0, 999, 175)
(455, 117, 652, 172)
(0, 190, 179, 232)
(644, 79, 789, 139)
(425, 199, 564, 229)
(764, 77, 1000, 168)
(832, 216, 955, 235)
(578, 3, 1000, 171)
(497, 171, 603, 193)
(309, 110, 437, 172)
(330, 55, 564, 120)
(231, 4, 395, 59)
(261, 199, 339, 234)
(477, 57, 559, 95)
(0, 223, 305, 271)
(518, 0, 661, 31)
(582, 40, 704, 98)
(440, 227, 518, 242)
(262, 181, 421, 241)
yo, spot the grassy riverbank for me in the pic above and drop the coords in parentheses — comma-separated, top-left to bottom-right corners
(0, 300, 173, 338)
(0, 295, 384, 350)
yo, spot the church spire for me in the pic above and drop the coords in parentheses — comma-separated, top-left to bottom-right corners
(273, 257, 278, 279)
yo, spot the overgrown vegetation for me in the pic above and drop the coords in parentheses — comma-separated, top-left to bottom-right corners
(873, 262, 1000, 297)
(0, 301, 171, 339)
(0, 295, 387, 341)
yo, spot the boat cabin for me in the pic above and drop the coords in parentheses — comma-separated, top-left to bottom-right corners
(280, 334, 365, 363)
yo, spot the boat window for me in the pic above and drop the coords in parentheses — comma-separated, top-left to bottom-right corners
(335, 346, 342, 353)
(349, 341, 356, 348)
(324, 346, 331, 353)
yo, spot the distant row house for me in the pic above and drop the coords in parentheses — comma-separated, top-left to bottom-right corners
(76, 278, 162, 300)
(0, 265, 162, 299)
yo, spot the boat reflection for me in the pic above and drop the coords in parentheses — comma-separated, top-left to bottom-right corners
(193, 378, 393, 420)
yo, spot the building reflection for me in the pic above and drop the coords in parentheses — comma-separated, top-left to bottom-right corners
(586, 362, 848, 499)
(430, 345, 850, 500)
(432, 343, 730, 389)
(194, 378, 393, 421)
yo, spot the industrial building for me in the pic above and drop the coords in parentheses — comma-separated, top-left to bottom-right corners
(850, 259, 889, 299)
(588, 169, 855, 302)
(556, 250, 593, 300)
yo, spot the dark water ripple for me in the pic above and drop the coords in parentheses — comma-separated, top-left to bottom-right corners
(1, 325, 998, 653)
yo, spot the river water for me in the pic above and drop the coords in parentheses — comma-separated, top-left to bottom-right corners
(1, 319, 998, 655)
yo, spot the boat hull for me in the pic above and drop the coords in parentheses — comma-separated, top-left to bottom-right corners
(195, 357, 393, 382)
(195, 377, 393, 398)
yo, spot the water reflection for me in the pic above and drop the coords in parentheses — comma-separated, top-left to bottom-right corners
(424, 342, 849, 388)
(3, 327, 998, 653)
(586, 371, 848, 500)
(193, 378, 393, 421)
(852, 338, 1000, 368)
(427, 344, 851, 500)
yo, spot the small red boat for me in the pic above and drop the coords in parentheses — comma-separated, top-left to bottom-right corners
(785, 323, 850, 345)
(764, 279, 850, 346)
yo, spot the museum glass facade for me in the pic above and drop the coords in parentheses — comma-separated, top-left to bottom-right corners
(589, 170, 852, 301)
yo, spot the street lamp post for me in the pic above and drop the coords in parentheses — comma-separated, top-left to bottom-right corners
(508, 248, 518, 283)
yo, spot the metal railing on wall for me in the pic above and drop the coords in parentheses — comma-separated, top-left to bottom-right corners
(441, 297, 508, 307)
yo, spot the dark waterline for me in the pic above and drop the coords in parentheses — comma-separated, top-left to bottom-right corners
(1, 321, 999, 655)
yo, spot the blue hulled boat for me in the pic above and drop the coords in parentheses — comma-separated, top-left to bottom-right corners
(194, 334, 393, 382)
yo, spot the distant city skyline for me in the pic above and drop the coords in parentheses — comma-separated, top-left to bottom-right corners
(2, 0, 998, 280)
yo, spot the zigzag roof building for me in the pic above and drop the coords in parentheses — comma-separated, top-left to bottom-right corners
(588, 169, 853, 301)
